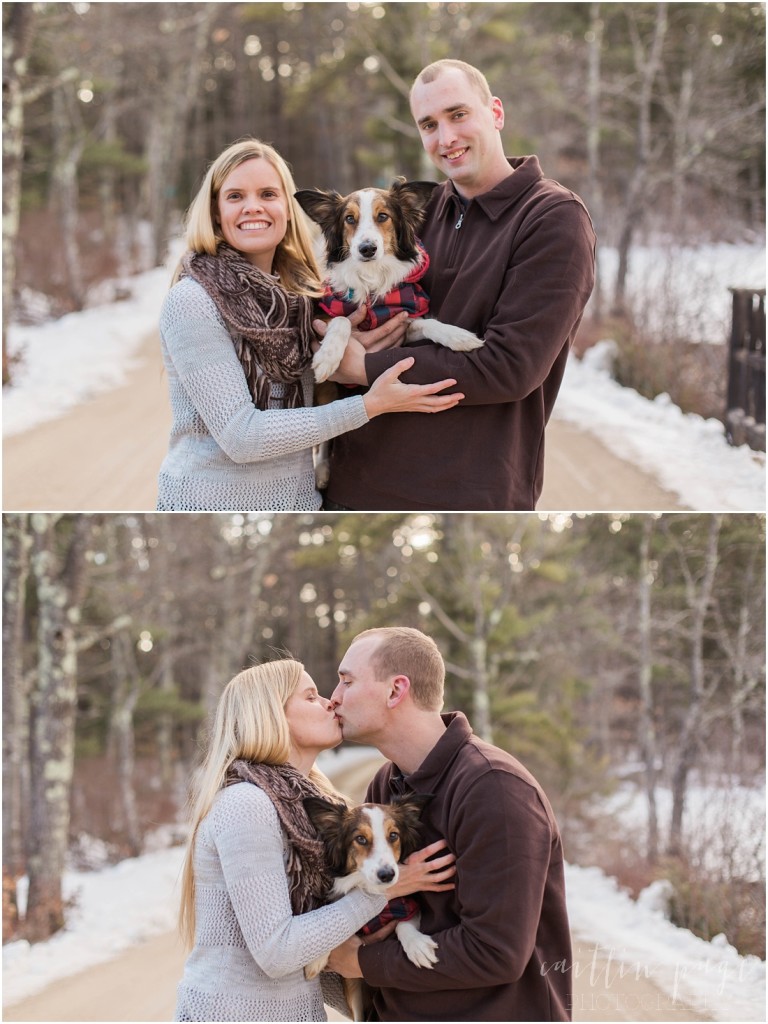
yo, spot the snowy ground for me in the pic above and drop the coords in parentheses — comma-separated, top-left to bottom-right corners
(3, 239, 765, 511)
(3, 750, 765, 1021)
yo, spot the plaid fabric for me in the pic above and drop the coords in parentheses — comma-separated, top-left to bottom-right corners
(320, 243, 431, 329)
(358, 896, 420, 937)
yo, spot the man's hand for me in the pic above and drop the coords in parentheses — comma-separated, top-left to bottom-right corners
(326, 918, 398, 977)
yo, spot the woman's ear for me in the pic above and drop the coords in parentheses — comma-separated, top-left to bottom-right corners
(387, 675, 411, 709)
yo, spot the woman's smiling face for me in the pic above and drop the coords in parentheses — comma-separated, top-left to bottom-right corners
(215, 157, 290, 273)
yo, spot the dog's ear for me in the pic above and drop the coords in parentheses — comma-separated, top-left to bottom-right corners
(390, 179, 439, 218)
(303, 796, 347, 834)
(303, 797, 350, 874)
(392, 791, 434, 819)
(294, 189, 344, 231)
(391, 792, 434, 861)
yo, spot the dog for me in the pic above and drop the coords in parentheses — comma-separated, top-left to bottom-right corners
(295, 178, 484, 383)
(294, 178, 485, 487)
(303, 792, 438, 1020)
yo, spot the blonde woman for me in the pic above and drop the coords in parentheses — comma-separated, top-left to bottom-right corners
(157, 138, 462, 511)
(175, 660, 455, 1022)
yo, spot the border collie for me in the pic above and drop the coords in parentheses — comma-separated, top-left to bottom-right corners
(295, 178, 485, 384)
(303, 793, 438, 1020)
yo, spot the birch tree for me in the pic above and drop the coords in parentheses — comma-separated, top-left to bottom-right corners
(2, 514, 32, 927)
(25, 514, 92, 941)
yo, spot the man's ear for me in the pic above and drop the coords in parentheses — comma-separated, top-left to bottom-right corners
(387, 674, 411, 709)
(491, 96, 504, 130)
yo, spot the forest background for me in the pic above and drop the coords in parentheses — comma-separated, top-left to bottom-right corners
(3, 511, 766, 964)
(3, 1, 766, 423)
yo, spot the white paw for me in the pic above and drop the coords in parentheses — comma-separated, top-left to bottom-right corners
(399, 929, 439, 969)
(313, 318, 352, 382)
(314, 457, 330, 490)
(304, 954, 328, 980)
(407, 319, 484, 352)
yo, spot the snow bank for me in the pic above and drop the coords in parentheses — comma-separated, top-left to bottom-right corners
(555, 341, 765, 511)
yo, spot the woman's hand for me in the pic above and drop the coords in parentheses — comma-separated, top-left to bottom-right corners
(385, 839, 457, 898)
(362, 358, 463, 419)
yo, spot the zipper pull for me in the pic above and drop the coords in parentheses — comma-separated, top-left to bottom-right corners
(455, 212, 464, 230)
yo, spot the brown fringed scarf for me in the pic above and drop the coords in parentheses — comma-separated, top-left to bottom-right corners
(181, 244, 314, 410)
(226, 759, 334, 914)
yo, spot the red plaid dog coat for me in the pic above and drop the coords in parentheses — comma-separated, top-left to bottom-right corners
(319, 244, 431, 329)
(358, 896, 420, 937)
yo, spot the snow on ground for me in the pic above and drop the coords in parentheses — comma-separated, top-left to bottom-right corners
(2, 238, 765, 510)
(3, 755, 765, 1020)
(553, 341, 765, 511)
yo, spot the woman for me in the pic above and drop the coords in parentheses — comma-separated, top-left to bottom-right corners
(176, 660, 456, 1022)
(157, 138, 461, 510)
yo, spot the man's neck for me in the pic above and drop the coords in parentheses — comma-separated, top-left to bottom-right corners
(377, 713, 447, 775)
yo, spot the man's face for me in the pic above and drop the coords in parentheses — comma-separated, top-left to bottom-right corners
(331, 636, 391, 744)
(410, 67, 505, 199)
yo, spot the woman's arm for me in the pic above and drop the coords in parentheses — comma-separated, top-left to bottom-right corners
(209, 783, 387, 980)
(161, 279, 369, 464)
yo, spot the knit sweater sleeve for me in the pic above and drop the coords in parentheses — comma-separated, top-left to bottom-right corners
(160, 278, 369, 463)
(209, 783, 387, 980)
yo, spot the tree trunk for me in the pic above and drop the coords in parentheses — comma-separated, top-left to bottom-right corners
(2, 515, 32, 941)
(586, 2, 604, 322)
(2, 3, 36, 384)
(50, 86, 86, 309)
(667, 514, 721, 856)
(25, 514, 90, 942)
(637, 517, 659, 864)
(612, 4, 668, 315)
(109, 630, 142, 856)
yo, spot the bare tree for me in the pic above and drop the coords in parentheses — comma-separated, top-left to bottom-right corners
(637, 516, 660, 863)
(25, 514, 91, 941)
(2, 514, 32, 935)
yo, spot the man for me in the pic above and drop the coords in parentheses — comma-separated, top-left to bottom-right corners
(322, 59, 596, 511)
(327, 626, 572, 1022)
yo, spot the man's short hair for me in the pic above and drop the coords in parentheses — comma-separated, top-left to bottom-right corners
(411, 59, 493, 104)
(352, 627, 445, 712)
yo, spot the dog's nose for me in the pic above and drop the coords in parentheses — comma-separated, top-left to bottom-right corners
(358, 241, 378, 260)
(377, 865, 396, 884)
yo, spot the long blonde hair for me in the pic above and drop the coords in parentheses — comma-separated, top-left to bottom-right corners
(178, 659, 342, 948)
(175, 138, 323, 297)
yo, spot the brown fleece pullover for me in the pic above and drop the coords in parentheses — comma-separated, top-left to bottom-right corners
(359, 712, 572, 1022)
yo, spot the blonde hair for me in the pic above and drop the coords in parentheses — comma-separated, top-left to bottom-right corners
(352, 627, 445, 712)
(411, 59, 494, 105)
(176, 138, 323, 296)
(178, 659, 342, 948)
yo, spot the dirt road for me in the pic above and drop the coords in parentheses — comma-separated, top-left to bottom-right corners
(2, 331, 686, 512)
(4, 753, 709, 1023)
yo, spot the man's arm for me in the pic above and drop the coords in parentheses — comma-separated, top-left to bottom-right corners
(364, 200, 596, 405)
(358, 770, 560, 992)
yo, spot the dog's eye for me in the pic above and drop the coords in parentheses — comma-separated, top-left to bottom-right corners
(376, 212, 390, 223)
(388, 831, 400, 843)
(354, 835, 369, 846)
(344, 214, 357, 225)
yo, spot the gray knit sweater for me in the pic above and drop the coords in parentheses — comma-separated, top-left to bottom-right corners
(175, 782, 387, 1022)
(157, 277, 369, 510)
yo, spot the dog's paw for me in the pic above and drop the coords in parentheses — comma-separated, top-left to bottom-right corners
(407, 318, 484, 352)
(312, 345, 342, 383)
(314, 458, 330, 491)
(304, 954, 328, 980)
(399, 928, 439, 969)
(313, 319, 352, 382)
